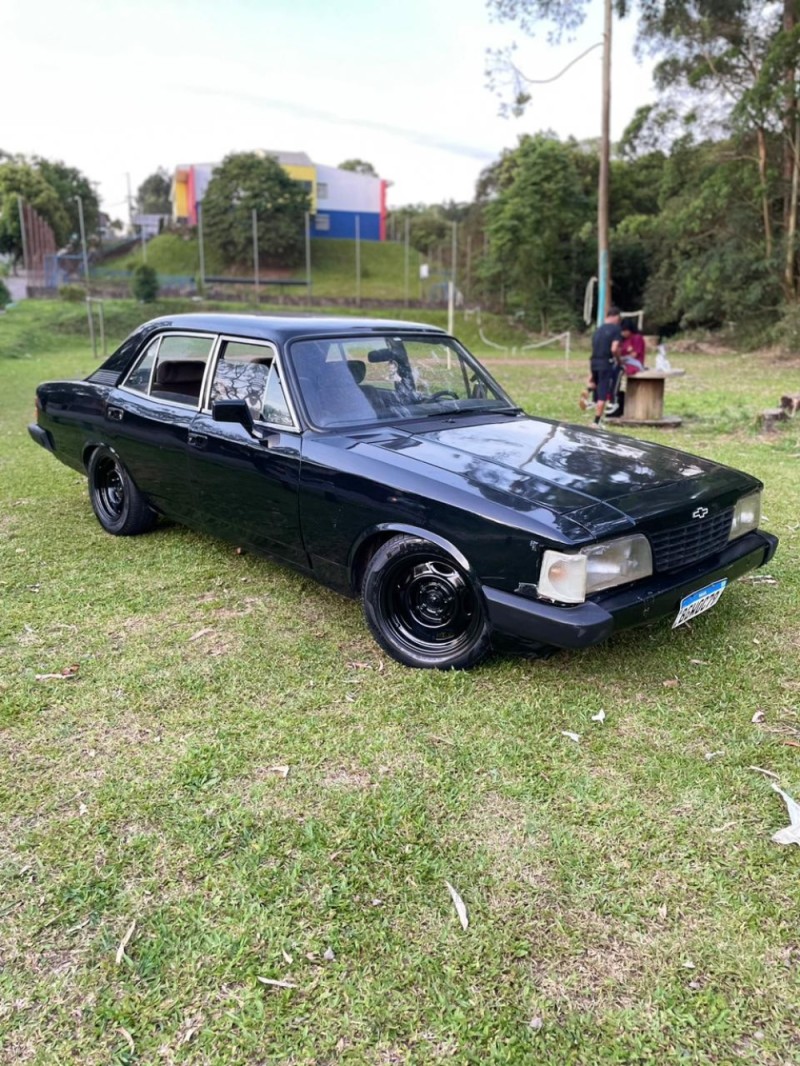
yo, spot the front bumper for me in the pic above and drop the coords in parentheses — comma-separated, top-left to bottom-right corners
(484, 529, 779, 650)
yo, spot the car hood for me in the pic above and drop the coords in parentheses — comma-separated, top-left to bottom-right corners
(357, 415, 758, 541)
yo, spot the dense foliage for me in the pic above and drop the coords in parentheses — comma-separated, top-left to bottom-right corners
(413, 0, 800, 340)
(136, 168, 172, 215)
(202, 152, 309, 269)
(0, 153, 100, 262)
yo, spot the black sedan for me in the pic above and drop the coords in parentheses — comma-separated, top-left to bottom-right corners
(29, 313, 777, 669)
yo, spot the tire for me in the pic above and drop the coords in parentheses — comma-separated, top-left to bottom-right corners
(362, 535, 491, 670)
(87, 447, 158, 536)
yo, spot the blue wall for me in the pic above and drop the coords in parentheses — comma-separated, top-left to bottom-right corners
(311, 210, 381, 240)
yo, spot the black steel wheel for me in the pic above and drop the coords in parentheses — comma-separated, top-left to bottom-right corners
(87, 447, 157, 536)
(362, 535, 491, 670)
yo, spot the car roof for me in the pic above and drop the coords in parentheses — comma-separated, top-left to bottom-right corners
(92, 312, 452, 382)
(141, 312, 448, 344)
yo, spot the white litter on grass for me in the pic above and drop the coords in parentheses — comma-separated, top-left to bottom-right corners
(445, 880, 469, 930)
(591, 710, 606, 723)
(704, 751, 724, 761)
(771, 782, 800, 847)
(561, 731, 581, 743)
(115, 920, 136, 965)
(751, 710, 766, 724)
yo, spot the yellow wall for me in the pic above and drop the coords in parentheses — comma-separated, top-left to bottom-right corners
(173, 171, 189, 219)
(282, 164, 317, 212)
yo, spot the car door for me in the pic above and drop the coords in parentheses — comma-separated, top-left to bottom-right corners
(187, 337, 305, 565)
(106, 331, 217, 522)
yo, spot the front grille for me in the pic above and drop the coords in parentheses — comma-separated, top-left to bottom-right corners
(649, 507, 733, 573)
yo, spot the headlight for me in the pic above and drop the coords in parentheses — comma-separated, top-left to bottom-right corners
(729, 491, 761, 541)
(538, 535, 653, 604)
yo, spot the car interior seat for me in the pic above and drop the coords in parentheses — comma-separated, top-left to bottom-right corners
(152, 360, 207, 404)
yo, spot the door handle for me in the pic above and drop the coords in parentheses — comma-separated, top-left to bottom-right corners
(107, 406, 124, 422)
(188, 433, 208, 449)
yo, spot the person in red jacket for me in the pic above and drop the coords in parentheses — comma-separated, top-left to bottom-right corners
(606, 320, 646, 418)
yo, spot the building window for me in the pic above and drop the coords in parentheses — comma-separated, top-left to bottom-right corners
(316, 182, 328, 200)
(315, 214, 330, 231)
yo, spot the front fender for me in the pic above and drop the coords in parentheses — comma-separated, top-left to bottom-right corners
(348, 522, 476, 594)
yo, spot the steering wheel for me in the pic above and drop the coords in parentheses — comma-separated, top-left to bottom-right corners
(426, 389, 459, 403)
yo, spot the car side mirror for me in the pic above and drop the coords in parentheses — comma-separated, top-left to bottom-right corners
(211, 399, 254, 432)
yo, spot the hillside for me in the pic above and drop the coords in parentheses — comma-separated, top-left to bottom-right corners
(103, 233, 426, 301)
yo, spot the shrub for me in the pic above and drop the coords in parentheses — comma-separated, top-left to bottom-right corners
(0, 278, 10, 308)
(59, 284, 86, 303)
(132, 264, 159, 303)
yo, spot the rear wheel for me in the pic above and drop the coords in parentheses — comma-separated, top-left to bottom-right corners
(87, 447, 157, 536)
(362, 535, 491, 670)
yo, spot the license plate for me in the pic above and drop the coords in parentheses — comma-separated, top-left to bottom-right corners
(672, 578, 728, 628)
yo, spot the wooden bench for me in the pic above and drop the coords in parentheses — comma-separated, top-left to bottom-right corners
(616, 368, 686, 427)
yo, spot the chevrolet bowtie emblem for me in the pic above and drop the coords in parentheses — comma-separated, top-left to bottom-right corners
(692, 507, 709, 519)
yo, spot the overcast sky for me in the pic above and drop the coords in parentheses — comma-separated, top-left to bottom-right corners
(2, 0, 655, 220)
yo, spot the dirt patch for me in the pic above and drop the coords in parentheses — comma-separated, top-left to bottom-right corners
(321, 767, 374, 790)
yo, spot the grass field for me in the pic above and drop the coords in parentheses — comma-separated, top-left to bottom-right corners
(1, 301, 799, 1064)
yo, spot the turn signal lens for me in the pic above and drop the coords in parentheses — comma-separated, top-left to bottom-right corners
(537, 551, 587, 604)
(729, 491, 761, 541)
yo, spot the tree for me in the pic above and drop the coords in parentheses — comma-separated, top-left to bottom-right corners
(0, 160, 70, 263)
(487, 0, 632, 322)
(35, 157, 100, 244)
(201, 152, 309, 268)
(338, 159, 378, 176)
(637, 2, 800, 300)
(483, 133, 590, 330)
(136, 168, 172, 215)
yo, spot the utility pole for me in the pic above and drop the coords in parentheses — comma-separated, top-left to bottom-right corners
(197, 201, 206, 290)
(597, 0, 612, 326)
(448, 221, 457, 336)
(252, 209, 260, 304)
(126, 172, 134, 232)
(403, 215, 410, 307)
(305, 211, 312, 300)
(355, 215, 361, 306)
(75, 195, 96, 358)
(17, 196, 29, 275)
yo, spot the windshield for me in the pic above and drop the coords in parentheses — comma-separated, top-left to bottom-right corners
(288, 334, 515, 429)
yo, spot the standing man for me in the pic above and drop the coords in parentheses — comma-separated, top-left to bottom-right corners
(588, 306, 622, 425)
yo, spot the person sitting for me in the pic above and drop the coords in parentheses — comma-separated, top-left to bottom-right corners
(606, 319, 646, 418)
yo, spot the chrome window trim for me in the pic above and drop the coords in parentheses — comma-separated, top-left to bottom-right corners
(203, 335, 300, 433)
(118, 334, 163, 396)
(118, 330, 217, 410)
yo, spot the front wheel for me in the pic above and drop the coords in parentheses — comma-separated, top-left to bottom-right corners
(87, 447, 158, 536)
(362, 535, 491, 670)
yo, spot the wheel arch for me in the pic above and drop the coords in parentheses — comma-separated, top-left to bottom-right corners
(82, 440, 118, 472)
(349, 523, 474, 596)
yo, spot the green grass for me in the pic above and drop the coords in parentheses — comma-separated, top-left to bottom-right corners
(105, 233, 425, 300)
(1, 302, 799, 1063)
(104, 233, 225, 278)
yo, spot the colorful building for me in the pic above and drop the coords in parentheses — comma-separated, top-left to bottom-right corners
(171, 151, 387, 240)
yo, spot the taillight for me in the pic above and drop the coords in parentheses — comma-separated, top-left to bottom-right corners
(34, 395, 41, 422)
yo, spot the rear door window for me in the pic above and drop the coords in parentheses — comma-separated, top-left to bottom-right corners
(123, 333, 214, 407)
(150, 335, 214, 406)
